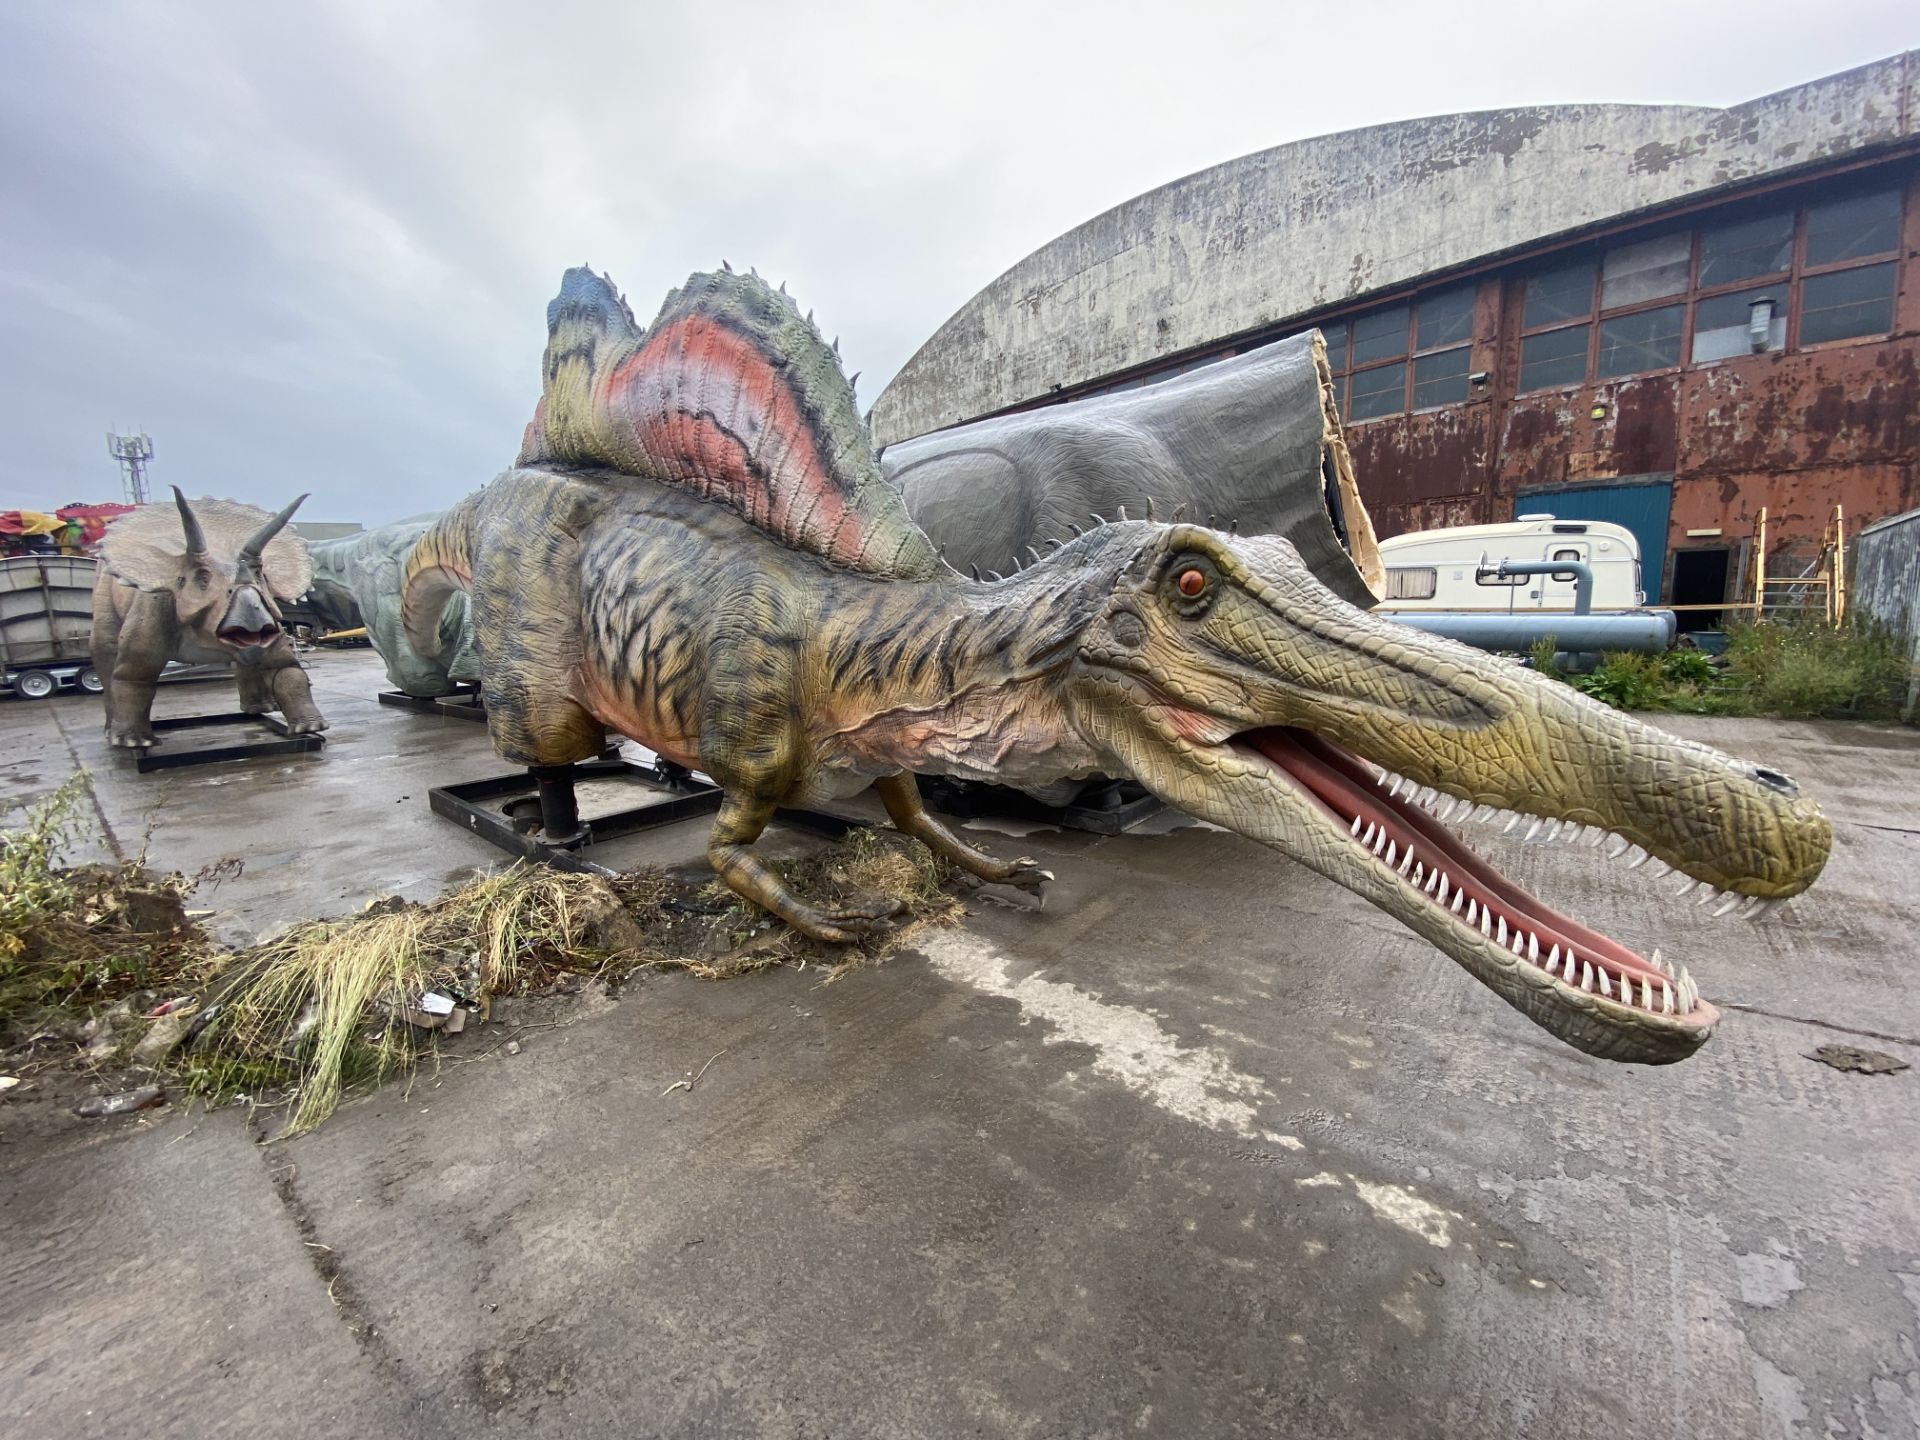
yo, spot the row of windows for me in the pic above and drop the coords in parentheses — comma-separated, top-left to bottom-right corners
(1318, 185, 1904, 422)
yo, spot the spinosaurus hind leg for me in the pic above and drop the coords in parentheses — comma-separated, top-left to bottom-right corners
(873, 773, 1053, 897)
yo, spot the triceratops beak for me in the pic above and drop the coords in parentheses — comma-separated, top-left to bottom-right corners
(240, 493, 309, 565)
(172, 486, 208, 556)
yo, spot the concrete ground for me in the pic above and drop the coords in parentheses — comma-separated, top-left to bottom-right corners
(2, 649, 1918, 1439)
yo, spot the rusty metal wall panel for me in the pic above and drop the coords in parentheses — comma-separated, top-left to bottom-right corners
(1348, 407, 1493, 509)
(1677, 341, 1920, 476)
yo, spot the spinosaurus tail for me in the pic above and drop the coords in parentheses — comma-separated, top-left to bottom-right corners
(400, 493, 480, 662)
(518, 266, 943, 581)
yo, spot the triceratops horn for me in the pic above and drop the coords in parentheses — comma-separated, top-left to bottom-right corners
(172, 487, 208, 555)
(240, 494, 309, 562)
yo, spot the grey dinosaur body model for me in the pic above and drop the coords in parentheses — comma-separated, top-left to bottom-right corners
(882, 333, 1382, 606)
(90, 490, 328, 748)
(306, 516, 480, 696)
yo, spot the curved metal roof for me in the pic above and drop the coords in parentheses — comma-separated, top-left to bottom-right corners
(871, 53, 1918, 446)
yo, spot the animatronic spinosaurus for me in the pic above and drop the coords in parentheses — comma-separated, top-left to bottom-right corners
(92, 490, 328, 747)
(404, 267, 1831, 1066)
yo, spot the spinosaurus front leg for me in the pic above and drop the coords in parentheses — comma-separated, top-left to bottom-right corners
(706, 792, 905, 944)
(872, 773, 1052, 898)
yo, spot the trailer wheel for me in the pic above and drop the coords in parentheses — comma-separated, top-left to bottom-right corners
(15, 669, 57, 700)
(78, 666, 104, 694)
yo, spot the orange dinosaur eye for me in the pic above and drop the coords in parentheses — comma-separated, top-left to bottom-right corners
(1177, 568, 1206, 597)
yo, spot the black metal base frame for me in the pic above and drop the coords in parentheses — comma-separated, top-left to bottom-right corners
(377, 684, 487, 722)
(429, 758, 859, 872)
(919, 775, 1163, 835)
(135, 712, 326, 773)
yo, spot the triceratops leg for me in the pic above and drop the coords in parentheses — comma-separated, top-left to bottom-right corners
(872, 772, 1052, 898)
(236, 663, 275, 715)
(706, 791, 905, 945)
(267, 663, 328, 734)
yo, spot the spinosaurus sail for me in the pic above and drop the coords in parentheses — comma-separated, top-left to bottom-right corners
(405, 266, 1831, 1064)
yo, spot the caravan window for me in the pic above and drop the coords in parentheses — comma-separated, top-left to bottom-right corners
(1549, 547, 1583, 582)
(1385, 567, 1437, 600)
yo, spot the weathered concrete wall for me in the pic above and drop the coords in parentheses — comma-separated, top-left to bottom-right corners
(873, 52, 1920, 447)
(1851, 506, 1920, 719)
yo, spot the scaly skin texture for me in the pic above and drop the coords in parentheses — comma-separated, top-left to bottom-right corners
(91, 490, 327, 748)
(406, 268, 1832, 1065)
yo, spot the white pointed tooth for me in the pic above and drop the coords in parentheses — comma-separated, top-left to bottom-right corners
(1527, 932, 1539, 963)
(1466, 899, 1479, 925)
(1678, 967, 1696, 1012)
(1424, 868, 1439, 895)
(1565, 824, 1583, 844)
(1502, 814, 1523, 836)
(1351, 814, 1364, 836)
(1547, 944, 1562, 975)
(1626, 848, 1651, 870)
(1711, 893, 1740, 917)
(1450, 888, 1465, 915)
(1640, 977, 1655, 1010)
(1697, 887, 1719, 908)
(1434, 873, 1449, 901)
(1648, 859, 1672, 878)
(1511, 930, 1524, 956)
(1661, 980, 1674, 1014)
(1398, 847, 1415, 876)
(1605, 837, 1631, 859)
(1586, 827, 1606, 847)
(1362, 822, 1377, 847)
(1674, 877, 1697, 897)
(1496, 915, 1508, 946)
(1580, 961, 1594, 992)
(1597, 967, 1612, 998)
(1480, 907, 1492, 938)
(1739, 895, 1766, 920)
(1383, 840, 1397, 865)
(1544, 820, 1563, 842)
(1379, 772, 1393, 791)
(1524, 818, 1544, 842)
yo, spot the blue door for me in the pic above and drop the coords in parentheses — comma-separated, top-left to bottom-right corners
(1514, 478, 1674, 602)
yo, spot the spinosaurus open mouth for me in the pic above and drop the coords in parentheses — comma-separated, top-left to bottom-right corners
(1231, 725, 1729, 1034)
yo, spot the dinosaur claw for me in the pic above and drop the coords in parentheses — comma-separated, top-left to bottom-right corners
(999, 858, 1053, 897)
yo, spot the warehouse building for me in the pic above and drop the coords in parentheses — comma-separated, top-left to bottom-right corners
(872, 52, 1920, 619)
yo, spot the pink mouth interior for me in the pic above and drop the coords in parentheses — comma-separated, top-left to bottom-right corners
(219, 625, 280, 646)
(1236, 725, 1710, 1026)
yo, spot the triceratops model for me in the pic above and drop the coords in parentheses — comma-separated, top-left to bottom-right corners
(404, 267, 1831, 1065)
(91, 490, 329, 747)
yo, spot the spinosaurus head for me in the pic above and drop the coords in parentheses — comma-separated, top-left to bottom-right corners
(1056, 522, 1832, 1065)
(103, 489, 311, 660)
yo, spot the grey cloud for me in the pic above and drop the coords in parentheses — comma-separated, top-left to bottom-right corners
(2, 0, 1912, 522)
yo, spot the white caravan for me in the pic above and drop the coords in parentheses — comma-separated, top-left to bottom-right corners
(1376, 515, 1647, 614)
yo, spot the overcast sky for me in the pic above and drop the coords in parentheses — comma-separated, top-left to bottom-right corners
(3, 1, 1914, 522)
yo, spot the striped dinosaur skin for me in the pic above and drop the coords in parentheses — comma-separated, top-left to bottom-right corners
(406, 268, 1831, 1065)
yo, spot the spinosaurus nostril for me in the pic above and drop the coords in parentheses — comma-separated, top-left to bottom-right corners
(1753, 767, 1798, 795)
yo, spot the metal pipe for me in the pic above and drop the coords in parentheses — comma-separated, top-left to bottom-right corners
(1389, 610, 1676, 654)
(1485, 558, 1594, 615)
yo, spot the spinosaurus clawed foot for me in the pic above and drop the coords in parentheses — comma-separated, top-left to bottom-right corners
(793, 895, 909, 945)
(284, 714, 330, 735)
(997, 857, 1055, 900)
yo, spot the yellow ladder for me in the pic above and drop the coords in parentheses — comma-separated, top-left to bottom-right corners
(1750, 505, 1846, 626)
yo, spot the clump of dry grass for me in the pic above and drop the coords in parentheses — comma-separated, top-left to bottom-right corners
(646, 828, 963, 981)
(198, 865, 642, 1134)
